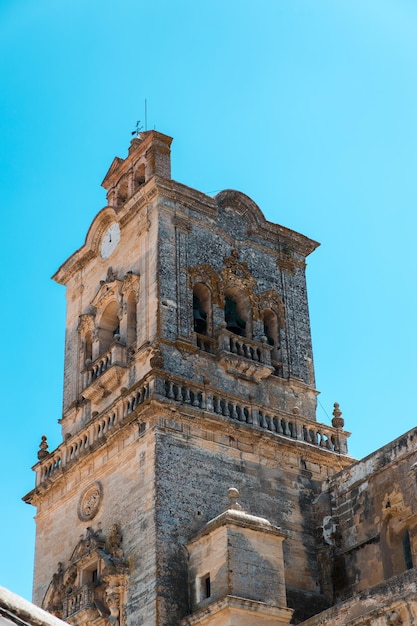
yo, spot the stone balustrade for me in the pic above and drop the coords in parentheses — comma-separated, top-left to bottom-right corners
(161, 377, 348, 454)
(217, 327, 272, 365)
(36, 381, 150, 486)
(63, 584, 95, 619)
(84, 341, 126, 388)
(36, 376, 347, 487)
(195, 333, 216, 354)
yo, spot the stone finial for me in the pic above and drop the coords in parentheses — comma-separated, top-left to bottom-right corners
(227, 487, 242, 511)
(37, 435, 49, 460)
(332, 403, 344, 429)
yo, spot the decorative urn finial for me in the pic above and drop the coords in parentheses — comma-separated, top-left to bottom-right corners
(332, 403, 344, 429)
(37, 435, 49, 460)
(227, 487, 242, 510)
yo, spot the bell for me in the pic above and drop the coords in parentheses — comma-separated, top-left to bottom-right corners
(225, 297, 245, 336)
(193, 309, 207, 322)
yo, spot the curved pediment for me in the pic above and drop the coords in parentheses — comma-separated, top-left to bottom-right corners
(53, 207, 119, 285)
(84, 206, 119, 256)
(215, 189, 265, 228)
(215, 189, 319, 258)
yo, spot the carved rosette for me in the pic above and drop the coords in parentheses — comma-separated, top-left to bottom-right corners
(78, 482, 103, 521)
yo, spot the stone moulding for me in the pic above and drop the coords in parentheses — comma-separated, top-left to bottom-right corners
(25, 373, 351, 501)
(180, 595, 294, 626)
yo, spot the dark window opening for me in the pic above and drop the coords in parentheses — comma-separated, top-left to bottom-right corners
(263, 321, 275, 346)
(403, 530, 413, 570)
(200, 574, 211, 601)
(193, 295, 207, 334)
(205, 575, 211, 598)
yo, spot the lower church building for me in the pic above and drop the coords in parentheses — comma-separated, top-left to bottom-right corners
(23, 131, 417, 625)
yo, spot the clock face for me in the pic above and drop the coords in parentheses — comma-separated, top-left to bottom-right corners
(101, 223, 120, 259)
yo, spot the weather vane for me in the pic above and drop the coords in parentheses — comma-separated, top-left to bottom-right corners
(131, 120, 143, 137)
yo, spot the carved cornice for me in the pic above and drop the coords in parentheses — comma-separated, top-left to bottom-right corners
(172, 215, 192, 232)
(152, 177, 217, 219)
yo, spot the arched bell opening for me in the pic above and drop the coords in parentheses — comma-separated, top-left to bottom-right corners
(134, 164, 145, 190)
(116, 176, 128, 207)
(263, 308, 280, 359)
(98, 301, 120, 354)
(224, 289, 250, 337)
(193, 283, 211, 335)
(127, 291, 137, 346)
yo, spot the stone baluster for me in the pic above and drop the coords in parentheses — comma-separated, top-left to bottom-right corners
(204, 390, 213, 412)
(213, 396, 221, 414)
(167, 380, 175, 399)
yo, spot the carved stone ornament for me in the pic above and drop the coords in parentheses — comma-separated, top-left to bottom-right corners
(221, 250, 260, 316)
(121, 270, 140, 297)
(43, 524, 128, 625)
(78, 482, 103, 521)
(258, 289, 286, 322)
(78, 313, 96, 335)
(188, 263, 222, 306)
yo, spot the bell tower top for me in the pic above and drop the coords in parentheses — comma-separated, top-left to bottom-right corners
(101, 130, 173, 208)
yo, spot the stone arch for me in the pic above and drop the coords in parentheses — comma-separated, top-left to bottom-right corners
(97, 301, 120, 353)
(116, 174, 128, 207)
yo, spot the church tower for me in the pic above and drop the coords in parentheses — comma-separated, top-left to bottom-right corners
(24, 131, 351, 625)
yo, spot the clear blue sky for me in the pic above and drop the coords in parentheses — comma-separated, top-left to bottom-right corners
(1, 0, 417, 601)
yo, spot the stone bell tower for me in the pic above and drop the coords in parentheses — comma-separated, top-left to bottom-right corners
(24, 131, 352, 626)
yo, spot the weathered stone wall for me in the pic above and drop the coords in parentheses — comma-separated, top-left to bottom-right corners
(153, 413, 347, 625)
(157, 187, 318, 422)
(31, 424, 158, 626)
(314, 427, 417, 607)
